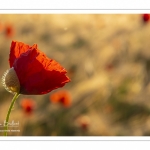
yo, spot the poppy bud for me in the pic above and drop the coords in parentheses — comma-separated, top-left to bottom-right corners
(2, 67, 20, 94)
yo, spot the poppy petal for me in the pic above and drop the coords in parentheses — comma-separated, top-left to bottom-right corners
(9, 41, 37, 68)
(13, 46, 70, 95)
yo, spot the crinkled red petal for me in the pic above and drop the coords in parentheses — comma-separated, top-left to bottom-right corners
(9, 41, 37, 68)
(13, 46, 70, 95)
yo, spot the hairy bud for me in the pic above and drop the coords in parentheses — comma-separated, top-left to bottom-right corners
(2, 67, 20, 94)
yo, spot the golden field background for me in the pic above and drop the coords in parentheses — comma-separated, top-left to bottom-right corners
(0, 14, 150, 136)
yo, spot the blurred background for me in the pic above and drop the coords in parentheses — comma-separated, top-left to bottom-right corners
(0, 14, 150, 136)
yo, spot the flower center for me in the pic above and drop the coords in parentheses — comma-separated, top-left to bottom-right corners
(2, 67, 20, 94)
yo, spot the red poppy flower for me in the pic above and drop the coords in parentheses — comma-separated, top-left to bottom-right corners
(0, 23, 4, 32)
(50, 90, 71, 107)
(5, 24, 14, 38)
(2, 41, 70, 95)
(75, 115, 90, 130)
(105, 63, 114, 72)
(142, 14, 150, 23)
(20, 98, 35, 114)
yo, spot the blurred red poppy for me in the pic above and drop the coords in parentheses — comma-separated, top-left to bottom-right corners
(0, 23, 4, 32)
(20, 98, 35, 114)
(105, 63, 114, 72)
(5, 24, 14, 38)
(142, 14, 150, 23)
(75, 115, 90, 130)
(50, 90, 71, 107)
(7, 41, 70, 95)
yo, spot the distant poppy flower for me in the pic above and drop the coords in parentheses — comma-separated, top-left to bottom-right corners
(20, 98, 35, 114)
(2, 41, 70, 95)
(105, 63, 114, 72)
(142, 14, 150, 23)
(50, 90, 71, 107)
(75, 115, 90, 130)
(5, 24, 14, 38)
(0, 23, 4, 32)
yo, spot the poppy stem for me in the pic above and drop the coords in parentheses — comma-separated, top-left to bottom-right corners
(4, 93, 20, 136)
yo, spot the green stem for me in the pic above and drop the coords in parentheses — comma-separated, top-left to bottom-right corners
(4, 93, 20, 136)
